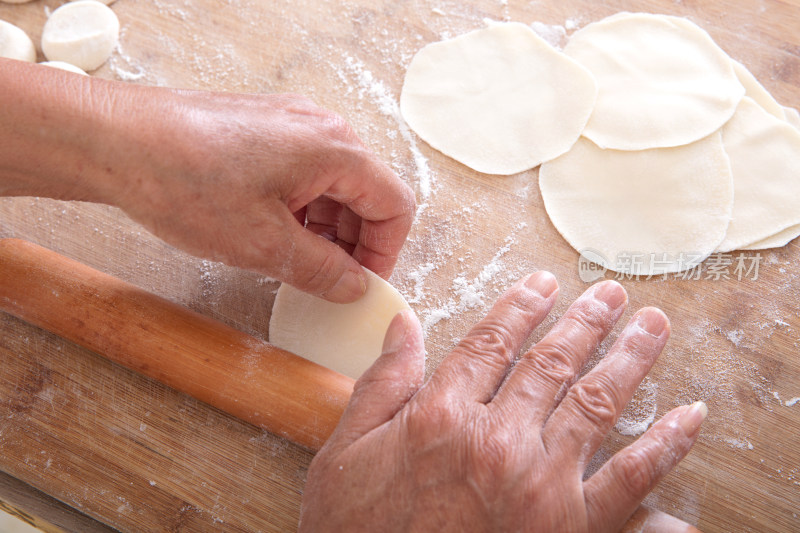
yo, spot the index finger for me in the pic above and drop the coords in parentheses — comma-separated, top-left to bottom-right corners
(327, 148, 417, 278)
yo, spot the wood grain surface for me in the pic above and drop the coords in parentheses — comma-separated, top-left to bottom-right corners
(1, 0, 799, 532)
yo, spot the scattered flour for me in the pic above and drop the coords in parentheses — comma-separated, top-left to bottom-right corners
(422, 223, 526, 332)
(615, 377, 658, 436)
(786, 397, 800, 407)
(340, 56, 433, 202)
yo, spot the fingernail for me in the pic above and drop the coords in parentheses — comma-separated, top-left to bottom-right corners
(636, 308, 668, 337)
(326, 268, 367, 303)
(525, 271, 558, 298)
(594, 281, 626, 310)
(382, 312, 408, 355)
(679, 401, 708, 436)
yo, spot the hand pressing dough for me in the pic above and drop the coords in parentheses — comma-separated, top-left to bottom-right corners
(732, 60, 786, 120)
(269, 270, 411, 380)
(39, 61, 88, 75)
(0, 20, 36, 62)
(400, 21, 597, 175)
(41, 0, 119, 71)
(539, 133, 733, 275)
(564, 12, 744, 150)
(715, 98, 800, 252)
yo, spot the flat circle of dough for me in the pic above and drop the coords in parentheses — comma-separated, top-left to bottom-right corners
(39, 60, 88, 75)
(539, 134, 733, 275)
(715, 98, 800, 252)
(564, 12, 744, 150)
(41, 1, 120, 72)
(269, 270, 411, 380)
(400, 21, 597, 175)
(732, 60, 786, 121)
(0, 20, 36, 62)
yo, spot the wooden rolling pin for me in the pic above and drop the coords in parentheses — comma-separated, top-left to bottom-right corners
(0, 238, 353, 451)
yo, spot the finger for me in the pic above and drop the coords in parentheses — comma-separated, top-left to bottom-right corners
(266, 204, 368, 303)
(621, 506, 702, 533)
(323, 152, 416, 279)
(541, 308, 669, 462)
(584, 402, 707, 532)
(422, 272, 559, 404)
(323, 310, 425, 453)
(491, 281, 627, 423)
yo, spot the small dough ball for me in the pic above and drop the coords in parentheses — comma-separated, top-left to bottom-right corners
(539, 133, 734, 275)
(269, 270, 411, 379)
(0, 20, 36, 62)
(41, 0, 119, 71)
(39, 60, 88, 75)
(565, 12, 744, 150)
(401, 21, 597, 175)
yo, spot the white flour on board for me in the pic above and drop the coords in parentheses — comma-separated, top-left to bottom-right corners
(339, 56, 433, 203)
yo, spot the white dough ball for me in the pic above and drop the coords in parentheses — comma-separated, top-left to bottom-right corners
(0, 19, 36, 62)
(41, 0, 119, 71)
(39, 60, 88, 75)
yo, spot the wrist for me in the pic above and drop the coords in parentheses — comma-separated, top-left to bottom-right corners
(0, 59, 140, 206)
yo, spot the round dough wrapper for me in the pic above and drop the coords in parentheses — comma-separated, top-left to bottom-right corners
(564, 12, 744, 150)
(41, 1, 119, 71)
(785, 106, 800, 131)
(732, 60, 786, 120)
(39, 60, 88, 75)
(716, 98, 800, 252)
(400, 21, 597, 175)
(269, 270, 411, 380)
(0, 19, 36, 62)
(539, 133, 733, 275)
(742, 224, 800, 251)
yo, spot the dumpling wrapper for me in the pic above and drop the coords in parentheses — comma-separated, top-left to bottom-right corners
(564, 12, 744, 150)
(269, 270, 411, 380)
(716, 98, 800, 252)
(539, 133, 733, 275)
(400, 21, 597, 175)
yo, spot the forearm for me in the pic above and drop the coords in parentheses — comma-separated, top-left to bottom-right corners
(0, 58, 142, 205)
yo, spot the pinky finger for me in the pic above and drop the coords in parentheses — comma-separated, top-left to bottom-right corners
(583, 402, 707, 532)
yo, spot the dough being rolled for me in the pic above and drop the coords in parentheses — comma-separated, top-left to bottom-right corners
(539, 133, 734, 275)
(0, 19, 36, 62)
(564, 12, 744, 150)
(401, 21, 597, 175)
(269, 270, 411, 380)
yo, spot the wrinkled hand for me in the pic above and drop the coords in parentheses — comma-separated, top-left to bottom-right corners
(300, 273, 705, 532)
(111, 90, 415, 302)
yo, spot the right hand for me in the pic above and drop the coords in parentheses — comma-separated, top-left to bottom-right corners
(300, 274, 705, 531)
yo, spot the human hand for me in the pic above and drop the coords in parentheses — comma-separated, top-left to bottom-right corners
(0, 59, 414, 303)
(300, 273, 705, 532)
(109, 89, 415, 302)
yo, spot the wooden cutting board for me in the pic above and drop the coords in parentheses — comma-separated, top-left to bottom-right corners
(1, 0, 798, 531)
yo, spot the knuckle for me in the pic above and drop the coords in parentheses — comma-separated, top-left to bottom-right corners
(456, 322, 517, 371)
(299, 250, 341, 294)
(610, 448, 659, 496)
(523, 342, 577, 388)
(566, 377, 620, 430)
(404, 392, 462, 444)
(561, 310, 610, 347)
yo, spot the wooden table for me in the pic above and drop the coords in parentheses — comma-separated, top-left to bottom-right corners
(1, 0, 798, 531)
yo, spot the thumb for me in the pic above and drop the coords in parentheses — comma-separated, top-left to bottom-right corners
(279, 219, 368, 303)
(325, 310, 425, 451)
